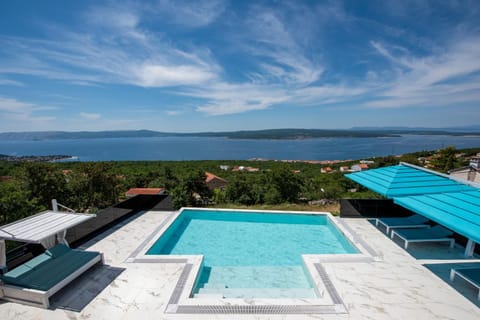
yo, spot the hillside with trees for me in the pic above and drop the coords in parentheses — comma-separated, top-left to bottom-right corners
(1, 146, 479, 229)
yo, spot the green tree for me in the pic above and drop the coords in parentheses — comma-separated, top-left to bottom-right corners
(212, 188, 227, 204)
(171, 184, 193, 209)
(162, 166, 179, 191)
(225, 175, 255, 205)
(67, 163, 119, 211)
(264, 186, 282, 204)
(0, 180, 38, 225)
(432, 146, 457, 172)
(19, 163, 67, 209)
(170, 171, 211, 208)
(376, 156, 398, 168)
(267, 166, 303, 203)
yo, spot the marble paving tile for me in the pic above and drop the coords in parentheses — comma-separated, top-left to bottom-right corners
(345, 303, 391, 320)
(1, 212, 479, 319)
(0, 304, 42, 319)
(423, 301, 480, 320)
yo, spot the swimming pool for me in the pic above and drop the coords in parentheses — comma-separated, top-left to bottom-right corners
(146, 209, 358, 299)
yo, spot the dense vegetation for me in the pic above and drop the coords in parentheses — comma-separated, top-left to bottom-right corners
(0, 146, 478, 229)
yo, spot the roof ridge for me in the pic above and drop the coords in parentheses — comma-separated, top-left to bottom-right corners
(400, 162, 480, 189)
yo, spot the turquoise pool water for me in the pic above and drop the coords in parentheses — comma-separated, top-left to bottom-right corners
(147, 209, 358, 298)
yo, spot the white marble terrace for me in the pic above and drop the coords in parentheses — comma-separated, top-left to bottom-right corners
(1, 209, 479, 319)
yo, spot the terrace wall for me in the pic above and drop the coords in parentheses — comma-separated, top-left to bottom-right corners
(67, 194, 173, 245)
(340, 199, 412, 218)
(5, 195, 173, 270)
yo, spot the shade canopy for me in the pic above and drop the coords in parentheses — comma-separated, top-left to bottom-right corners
(394, 190, 480, 244)
(0, 210, 94, 243)
(346, 163, 480, 256)
(346, 164, 475, 197)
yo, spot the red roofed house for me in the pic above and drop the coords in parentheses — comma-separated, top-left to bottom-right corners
(125, 188, 166, 198)
(205, 172, 227, 190)
(62, 169, 73, 175)
(359, 163, 369, 170)
(351, 163, 369, 172)
(0, 176, 12, 182)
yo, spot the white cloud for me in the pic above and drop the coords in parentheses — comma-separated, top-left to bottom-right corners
(181, 5, 333, 116)
(0, 78, 24, 86)
(86, 5, 147, 41)
(0, 2, 332, 119)
(79, 112, 101, 120)
(171, 4, 368, 116)
(0, 1, 222, 89)
(368, 37, 480, 109)
(133, 64, 216, 87)
(0, 97, 35, 113)
(0, 97, 56, 130)
(166, 110, 183, 116)
(1, 0, 479, 126)
(87, 6, 139, 30)
(190, 81, 370, 116)
(154, 0, 226, 27)
(243, 8, 323, 85)
(0, 97, 56, 113)
(293, 85, 368, 104)
(178, 82, 286, 115)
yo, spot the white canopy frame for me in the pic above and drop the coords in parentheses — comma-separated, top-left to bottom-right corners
(0, 199, 95, 272)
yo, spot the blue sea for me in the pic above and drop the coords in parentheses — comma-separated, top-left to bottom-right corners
(0, 135, 478, 161)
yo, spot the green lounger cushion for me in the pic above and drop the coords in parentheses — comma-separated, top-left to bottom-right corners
(1, 244, 100, 291)
(456, 268, 480, 284)
(45, 243, 71, 257)
(2, 247, 58, 280)
(394, 225, 453, 240)
(377, 214, 429, 227)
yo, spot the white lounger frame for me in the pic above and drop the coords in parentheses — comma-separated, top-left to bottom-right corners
(0, 253, 103, 309)
(390, 230, 455, 250)
(450, 268, 480, 300)
(375, 219, 429, 235)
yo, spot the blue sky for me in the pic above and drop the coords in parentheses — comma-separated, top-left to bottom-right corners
(0, 0, 480, 132)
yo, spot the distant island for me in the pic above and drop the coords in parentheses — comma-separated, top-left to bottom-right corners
(1, 127, 480, 141)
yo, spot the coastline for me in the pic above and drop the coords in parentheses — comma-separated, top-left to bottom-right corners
(0, 135, 479, 162)
(0, 154, 73, 162)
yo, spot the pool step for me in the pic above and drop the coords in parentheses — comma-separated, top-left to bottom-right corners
(202, 282, 227, 289)
(197, 266, 312, 289)
(192, 293, 224, 299)
(195, 287, 317, 299)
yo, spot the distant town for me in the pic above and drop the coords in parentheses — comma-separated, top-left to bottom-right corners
(0, 154, 72, 162)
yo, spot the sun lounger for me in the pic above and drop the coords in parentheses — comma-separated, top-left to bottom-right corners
(375, 214, 430, 235)
(390, 225, 454, 249)
(450, 267, 480, 300)
(0, 244, 103, 308)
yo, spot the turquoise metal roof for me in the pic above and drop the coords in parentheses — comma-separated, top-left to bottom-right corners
(394, 191, 480, 244)
(346, 163, 480, 245)
(345, 164, 475, 197)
